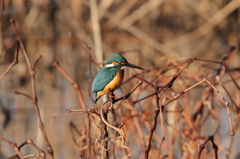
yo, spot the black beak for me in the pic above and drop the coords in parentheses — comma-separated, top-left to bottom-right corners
(125, 63, 145, 70)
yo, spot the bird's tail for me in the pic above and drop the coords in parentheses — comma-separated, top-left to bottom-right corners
(94, 92, 98, 103)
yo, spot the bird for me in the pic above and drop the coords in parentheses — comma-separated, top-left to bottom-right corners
(92, 54, 144, 103)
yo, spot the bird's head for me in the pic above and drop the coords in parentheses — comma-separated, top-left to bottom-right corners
(105, 54, 144, 70)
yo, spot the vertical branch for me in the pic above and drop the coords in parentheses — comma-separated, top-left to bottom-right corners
(10, 19, 54, 159)
(100, 105, 109, 159)
(53, 61, 91, 157)
(100, 91, 131, 157)
(205, 79, 235, 136)
(144, 88, 160, 159)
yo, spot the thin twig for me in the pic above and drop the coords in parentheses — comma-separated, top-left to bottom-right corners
(198, 136, 218, 159)
(53, 61, 91, 157)
(162, 79, 234, 136)
(10, 19, 53, 159)
(0, 42, 19, 80)
(0, 136, 23, 159)
(144, 88, 161, 159)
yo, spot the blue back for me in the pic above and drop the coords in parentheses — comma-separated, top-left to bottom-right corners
(92, 67, 121, 92)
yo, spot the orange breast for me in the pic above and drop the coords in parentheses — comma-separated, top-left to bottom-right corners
(97, 69, 124, 99)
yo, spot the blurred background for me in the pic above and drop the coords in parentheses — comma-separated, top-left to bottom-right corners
(0, 0, 240, 158)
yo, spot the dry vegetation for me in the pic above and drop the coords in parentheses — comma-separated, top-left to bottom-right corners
(1, 0, 240, 159)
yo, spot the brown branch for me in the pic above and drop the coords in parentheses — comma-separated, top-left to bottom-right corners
(144, 88, 161, 159)
(100, 95, 131, 157)
(100, 105, 110, 159)
(20, 154, 43, 159)
(14, 91, 33, 101)
(215, 76, 240, 121)
(10, 19, 53, 159)
(69, 33, 98, 65)
(134, 59, 199, 105)
(161, 58, 195, 89)
(105, 81, 143, 104)
(205, 79, 235, 136)
(52, 61, 75, 83)
(0, 136, 23, 159)
(224, 66, 240, 90)
(162, 79, 235, 136)
(192, 57, 221, 64)
(157, 137, 165, 158)
(33, 55, 43, 72)
(133, 74, 154, 88)
(69, 122, 85, 157)
(162, 80, 206, 107)
(132, 92, 158, 105)
(198, 136, 218, 159)
(0, 42, 19, 80)
(18, 139, 46, 159)
(53, 61, 91, 157)
(10, 19, 33, 71)
(67, 108, 101, 119)
(216, 46, 235, 76)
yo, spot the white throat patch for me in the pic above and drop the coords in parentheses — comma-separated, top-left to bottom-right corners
(105, 64, 114, 67)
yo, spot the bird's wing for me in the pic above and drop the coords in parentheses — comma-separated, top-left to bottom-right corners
(92, 67, 119, 92)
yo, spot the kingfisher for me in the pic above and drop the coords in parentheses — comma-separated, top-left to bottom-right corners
(92, 54, 144, 103)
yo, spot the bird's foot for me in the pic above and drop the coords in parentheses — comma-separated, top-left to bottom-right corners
(108, 91, 116, 102)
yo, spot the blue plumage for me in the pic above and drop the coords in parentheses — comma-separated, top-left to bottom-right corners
(105, 54, 128, 64)
(92, 54, 144, 103)
(92, 67, 120, 92)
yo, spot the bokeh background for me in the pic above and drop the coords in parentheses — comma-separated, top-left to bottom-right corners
(1, 0, 240, 158)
